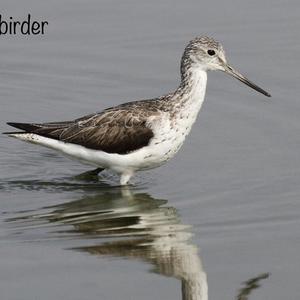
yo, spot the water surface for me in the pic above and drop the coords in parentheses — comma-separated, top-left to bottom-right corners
(1, 0, 300, 299)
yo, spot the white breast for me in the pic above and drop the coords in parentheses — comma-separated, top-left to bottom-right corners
(141, 69, 208, 167)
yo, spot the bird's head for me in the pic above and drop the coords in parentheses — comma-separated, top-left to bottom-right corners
(182, 36, 271, 97)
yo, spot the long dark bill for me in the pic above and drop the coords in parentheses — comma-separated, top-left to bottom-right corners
(224, 64, 271, 97)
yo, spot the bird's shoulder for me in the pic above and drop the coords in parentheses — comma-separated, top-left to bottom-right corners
(75, 97, 170, 127)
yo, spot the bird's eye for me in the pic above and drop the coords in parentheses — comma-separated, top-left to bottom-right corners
(207, 49, 215, 56)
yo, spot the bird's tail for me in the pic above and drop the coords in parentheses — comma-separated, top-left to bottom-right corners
(3, 122, 40, 134)
(4, 122, 62, 148)
(3, 122, 51, 144)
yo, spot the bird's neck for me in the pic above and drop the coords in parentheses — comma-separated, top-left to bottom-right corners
(172, 64, 208, 112)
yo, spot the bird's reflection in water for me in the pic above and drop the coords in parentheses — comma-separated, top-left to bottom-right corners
(9, 186, 207, 300)
(7, 182, 269, 300)
(48, 188, 207, 300)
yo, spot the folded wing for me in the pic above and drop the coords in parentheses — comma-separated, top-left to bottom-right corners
(6, 108, 155, 155)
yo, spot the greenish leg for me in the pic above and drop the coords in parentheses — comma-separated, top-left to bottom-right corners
(74, 168, 105, 180)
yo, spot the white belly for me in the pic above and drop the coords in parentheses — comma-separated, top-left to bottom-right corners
(128, 109, 200, 170)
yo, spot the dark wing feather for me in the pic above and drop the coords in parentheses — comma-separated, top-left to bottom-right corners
(7, 108, 155, 155)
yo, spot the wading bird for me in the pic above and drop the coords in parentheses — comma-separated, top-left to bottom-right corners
(5, 36, 271, 185)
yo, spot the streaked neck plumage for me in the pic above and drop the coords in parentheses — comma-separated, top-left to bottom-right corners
(171, 52, 207, 116)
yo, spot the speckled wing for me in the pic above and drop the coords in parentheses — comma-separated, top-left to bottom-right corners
(6, 106, 155, 155)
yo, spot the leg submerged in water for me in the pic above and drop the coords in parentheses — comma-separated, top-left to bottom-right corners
(74, 168, 105, 180)
(120, 171, 134, 186)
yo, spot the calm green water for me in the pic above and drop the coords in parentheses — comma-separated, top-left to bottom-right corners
(1, 0, 300, 299)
